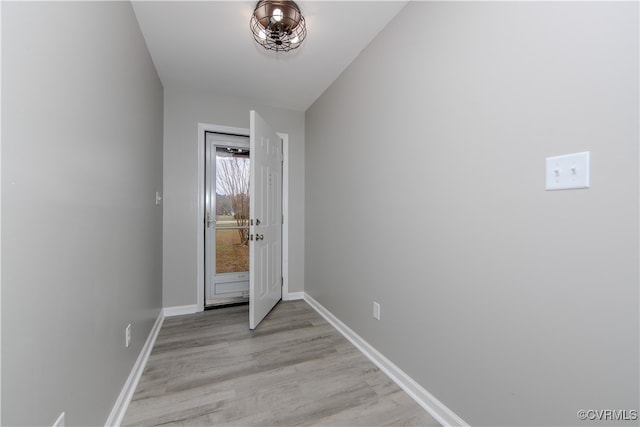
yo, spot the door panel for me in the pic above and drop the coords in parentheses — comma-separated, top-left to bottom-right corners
(249, 111, 283, 329)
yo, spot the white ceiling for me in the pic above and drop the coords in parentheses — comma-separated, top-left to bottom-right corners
(131, 1, 407, 111)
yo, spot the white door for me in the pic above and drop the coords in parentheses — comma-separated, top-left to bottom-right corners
(249, 111, 283, 329)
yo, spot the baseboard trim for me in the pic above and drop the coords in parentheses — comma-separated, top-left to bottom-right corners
(105, 310, 164, 427)
(283, 291, 304, 301)
(303, 293, 468, 427)
(163, 304, 199, 317)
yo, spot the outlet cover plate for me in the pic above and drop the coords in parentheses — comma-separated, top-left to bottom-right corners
(125, 324, 131, 348)
(373, 302, 381, 320)
(53, 412, 65, 427)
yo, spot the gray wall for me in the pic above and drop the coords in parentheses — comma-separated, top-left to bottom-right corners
(163, 86, 305, 307)
(2, 2, 163, 426)
(305, 2, 639, 426)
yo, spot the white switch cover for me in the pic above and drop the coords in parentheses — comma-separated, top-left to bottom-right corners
(155, 191, 163, 206)
(373, 302, 381, 320)
(545, 151, 590, 190)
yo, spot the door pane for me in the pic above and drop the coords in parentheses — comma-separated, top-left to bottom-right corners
(215, 147, 250, 229)
(215, 146, 250, 273)
(216, 229, 250, 273)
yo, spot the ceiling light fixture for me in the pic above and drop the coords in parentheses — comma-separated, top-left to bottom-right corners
(250, 0, 306, 52)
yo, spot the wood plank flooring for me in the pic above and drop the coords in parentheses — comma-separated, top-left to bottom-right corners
(122, 300, 440, 427)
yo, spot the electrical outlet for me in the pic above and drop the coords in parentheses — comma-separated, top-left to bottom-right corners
(125, 324, 131, 348)
(373, 302, 381, 320)
(53, 412, 65, 427)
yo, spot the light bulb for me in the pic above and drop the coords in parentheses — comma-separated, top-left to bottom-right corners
(290, 35, 299, 44)
(273, 8, 283, 22)
(259, 29, 267, 40)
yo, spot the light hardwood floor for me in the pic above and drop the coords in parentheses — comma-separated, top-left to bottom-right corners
(122, 300, 440, 427)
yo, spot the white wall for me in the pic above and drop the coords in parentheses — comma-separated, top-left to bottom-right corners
(163, 86, 305, 307)
(1, 2, 164, 425)
(305, 2, 639, 426)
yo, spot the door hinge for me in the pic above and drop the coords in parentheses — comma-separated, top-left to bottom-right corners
(281, 277, 284, 288)
(282, 213, 284, 225)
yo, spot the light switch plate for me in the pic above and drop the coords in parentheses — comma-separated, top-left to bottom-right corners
(545, 151, 590, 190)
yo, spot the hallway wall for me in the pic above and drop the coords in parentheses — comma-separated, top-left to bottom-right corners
(305, 2, 639, 425)
(162, 87, 305, 308)
(1, 2, 164, 425)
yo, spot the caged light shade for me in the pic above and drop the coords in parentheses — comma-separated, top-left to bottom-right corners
(250, 0, 306, 52)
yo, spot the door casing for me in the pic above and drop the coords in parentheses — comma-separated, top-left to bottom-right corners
(197, 122, 290, 312)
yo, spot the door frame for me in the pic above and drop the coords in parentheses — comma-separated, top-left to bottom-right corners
(205, 132, 250, 307)
(197, 122, 289, 312)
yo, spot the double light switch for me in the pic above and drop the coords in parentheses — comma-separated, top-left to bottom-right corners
(545, 151, 590, 190)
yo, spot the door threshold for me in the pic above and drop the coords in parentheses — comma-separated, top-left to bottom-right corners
(205, 299, 249, 310)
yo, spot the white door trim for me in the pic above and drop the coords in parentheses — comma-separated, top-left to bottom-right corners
(279, 132, 289, 305)
(197, 123, 289, 311)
